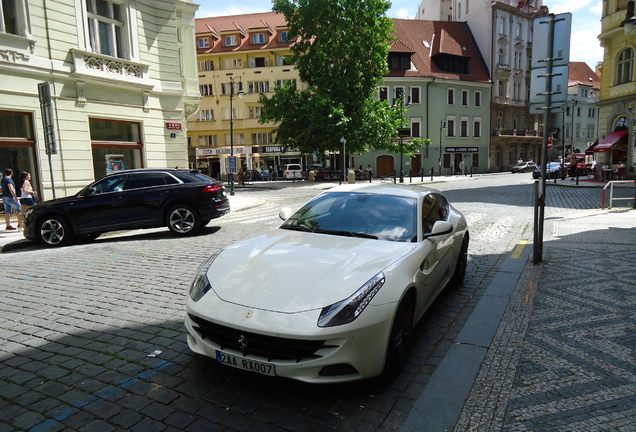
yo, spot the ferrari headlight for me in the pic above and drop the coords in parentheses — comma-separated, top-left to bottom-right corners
(318, 272, 385, 327)
(189, 253, 219, 302)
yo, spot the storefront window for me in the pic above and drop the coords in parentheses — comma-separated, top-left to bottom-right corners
(0, 111, 38, 196)
(89, 119, 142, 179)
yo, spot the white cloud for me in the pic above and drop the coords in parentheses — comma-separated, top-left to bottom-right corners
(391, 8, 414, 19)
(589, 1, 602, 15)
(546, 0, 594, 14)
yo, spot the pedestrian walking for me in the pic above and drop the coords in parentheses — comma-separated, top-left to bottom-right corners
(2, 168, 22, 230)
(19, 171, 37, 218)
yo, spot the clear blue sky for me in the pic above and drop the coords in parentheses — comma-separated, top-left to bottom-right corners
(195, 0, 603, 70)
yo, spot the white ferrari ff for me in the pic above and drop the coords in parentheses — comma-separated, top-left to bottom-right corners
(185, 183, 469, 383)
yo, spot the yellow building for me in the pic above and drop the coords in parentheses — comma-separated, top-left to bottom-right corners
(189, 12, 304, 179)
(598, 0, 636, 178)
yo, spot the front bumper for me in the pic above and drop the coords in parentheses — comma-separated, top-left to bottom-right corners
(184, 300, 395, 383)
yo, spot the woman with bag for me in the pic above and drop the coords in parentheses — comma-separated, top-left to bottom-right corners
(19, 172, 38, 229)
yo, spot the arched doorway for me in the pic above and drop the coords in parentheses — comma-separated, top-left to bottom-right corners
(376, 155, 395, 177)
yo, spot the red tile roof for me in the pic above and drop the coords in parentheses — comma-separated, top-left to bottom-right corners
(388, 19, 490, 83)
(568, 61, 600, 88)
(195, 12, 292, 53)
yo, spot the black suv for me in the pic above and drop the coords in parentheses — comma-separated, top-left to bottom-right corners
(24, 169, 230, 247)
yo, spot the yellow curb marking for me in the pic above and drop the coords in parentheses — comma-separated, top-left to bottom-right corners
(511, 240, 528, 259)
(524, 281, 535, 304)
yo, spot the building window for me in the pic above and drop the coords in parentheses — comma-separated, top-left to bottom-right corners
(0, 111, 37, 193)
(498, 48, 506, 66)
(197, 37, 210, 49)
(496, 111, 504, 129)
(446, 116, 456, 137)
(498, 80, 507, 97)
(197, 110, 214, 121)
(473, 117, 481, 137)
(225, 133, 245, 146)
(395, 86, 405, 101)
(565, 125, 570, 138)
(249, 106, 264, 119)
(199, 84, 214, 96)
(460, 117, 469, 137)
(250, 56, 270, 67)
(472, 153, 479, 168)
(199, 135, 218, 146)
(617, 48, 634, 85)
(577, 107, 581, 116)
(1, 0, 30, 36)
(198, 60, 213, 71)
(513, 82, 521, 100)
(514, 51, 522, 69)
(462, 90, 469, 106)
(277, 55, 294, 65)
(221, 58, 242, 70)
(252, 132, 273, 144)
(89, 119, 142, 179)
(280, 30, 289, 42)
(515, 22, 523, 39)
(86, 0, 127, 59)
(513, 112, 518, 129)
(248, 81, 270, 93)
(589, 108, 596, 117)
(221, 81, 242, 95)
(252, 33, 265, 44)
(222, 107, 242, 120)
(411, 120, 421, 138)
(475, 91, 481, 107)
(499, 16, 506, 35)
(225, 35, 238, 46)
(447, 88, 455, 105)
(275, 78, 297, 88)
(379, 87, 388, 101)
(411, 87, 421, 104)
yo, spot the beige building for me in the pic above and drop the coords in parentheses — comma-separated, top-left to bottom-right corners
(190, 12, 303, 179)
(597, 0, 636, 178)
(1, 0, 201, 199)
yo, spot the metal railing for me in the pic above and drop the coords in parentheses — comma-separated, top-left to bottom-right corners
(602, 180, 636, 209)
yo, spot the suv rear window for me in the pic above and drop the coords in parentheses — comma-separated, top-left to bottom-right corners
(171, 171, 214, 183)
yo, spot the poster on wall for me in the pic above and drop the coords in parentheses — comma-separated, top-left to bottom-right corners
(106, 154, 124, 174)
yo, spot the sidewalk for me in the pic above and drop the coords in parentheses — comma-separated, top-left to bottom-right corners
(401, 207, 636, 431)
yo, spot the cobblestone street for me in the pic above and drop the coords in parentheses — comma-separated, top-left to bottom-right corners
(0, 175, 634, 432)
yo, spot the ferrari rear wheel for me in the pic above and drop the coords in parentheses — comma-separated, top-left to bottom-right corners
(450, 234, 469, 288)
(383, 294, 415, 376)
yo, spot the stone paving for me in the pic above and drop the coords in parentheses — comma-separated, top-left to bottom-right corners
(454, 204, 636, 431)
(0, 175, 634, 432)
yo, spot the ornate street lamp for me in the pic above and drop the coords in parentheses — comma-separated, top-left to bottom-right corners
(228, 75, 244, 196)
(439, 120, 446, 176)
(622, 0, 636, 33)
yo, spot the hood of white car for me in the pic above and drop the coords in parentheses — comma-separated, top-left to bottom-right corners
(206, 229, 415, 313)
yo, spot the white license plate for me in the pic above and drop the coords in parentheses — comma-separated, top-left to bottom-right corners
(215, 350, 275, 376)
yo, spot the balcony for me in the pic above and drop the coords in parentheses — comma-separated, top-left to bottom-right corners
(492, 128, 541, 137)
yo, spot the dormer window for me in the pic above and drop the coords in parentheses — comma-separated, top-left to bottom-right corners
(252, 33, 266, 44)
(225, 35, 238, 46)
(388, 53, 411, 71)
(280, 31, 289, 42)
(433, 54, 471, 75)
(198, 37, 210, 49)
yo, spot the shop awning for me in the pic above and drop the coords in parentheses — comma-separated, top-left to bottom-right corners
(594, 131, 628, 152)
(584, 141, 598, 154)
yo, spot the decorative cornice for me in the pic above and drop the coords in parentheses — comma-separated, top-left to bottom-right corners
(82, 54, 142, 78)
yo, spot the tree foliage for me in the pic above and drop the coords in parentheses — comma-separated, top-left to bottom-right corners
(259, 0, 417, 156)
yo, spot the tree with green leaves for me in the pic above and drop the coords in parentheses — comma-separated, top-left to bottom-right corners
(259, 0, 422, 158)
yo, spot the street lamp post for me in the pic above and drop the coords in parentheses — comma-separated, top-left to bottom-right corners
(392, 91, 411, 183)
(228, 75, 244, 196)
(439, 120, 446, 176)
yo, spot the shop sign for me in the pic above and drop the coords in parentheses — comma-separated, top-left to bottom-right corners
(445, 147, 478, 152)
(252, 145, 300, 153)
(166, 122, 182, 130)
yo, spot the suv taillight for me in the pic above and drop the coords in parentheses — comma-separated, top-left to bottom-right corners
(202, 184, 223, 193)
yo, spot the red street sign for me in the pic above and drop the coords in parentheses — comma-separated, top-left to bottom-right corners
(547, 139, 553, 149)
(166, 122, 182, 130)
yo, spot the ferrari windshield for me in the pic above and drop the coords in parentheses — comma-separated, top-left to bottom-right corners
(280, 192, 418, 242)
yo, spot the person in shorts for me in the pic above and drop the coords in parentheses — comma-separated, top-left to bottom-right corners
(19, 171, 37, 217)
(2, 168, 22, 230)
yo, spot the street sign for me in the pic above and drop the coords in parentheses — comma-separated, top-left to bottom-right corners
(229, 156, 237, 174)
(398, 128, 411, 137)
(529, 101, 567, 114)
(529, 65, 570, 104)
(531, 13, 572, 69)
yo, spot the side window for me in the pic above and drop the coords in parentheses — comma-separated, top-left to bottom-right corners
(421, 193, 449, 234)
(127, 173, 178, 189)
(93, 174, 128, 193)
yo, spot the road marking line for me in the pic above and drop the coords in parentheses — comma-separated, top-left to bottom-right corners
(511, 240, 528, 259)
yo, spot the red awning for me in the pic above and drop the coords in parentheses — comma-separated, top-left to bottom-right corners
(584, 141, 598, 153)
(594, 131, 628, 152)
